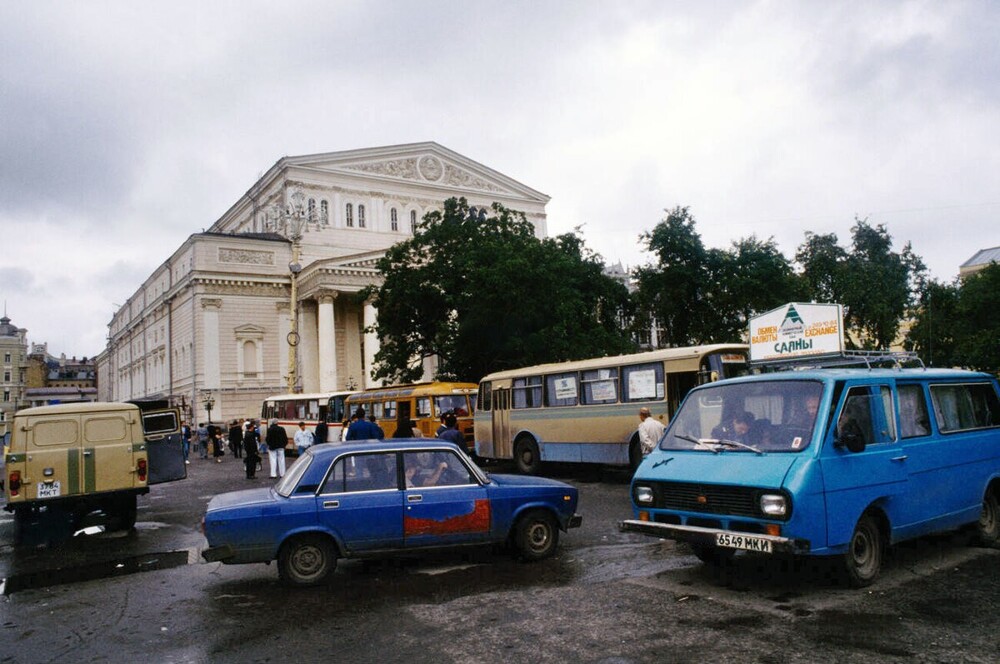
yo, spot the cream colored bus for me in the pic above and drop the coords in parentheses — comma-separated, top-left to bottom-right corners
(474, 344, 749, 473)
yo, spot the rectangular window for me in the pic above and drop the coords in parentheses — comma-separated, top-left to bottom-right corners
(434, 394, 471, 417)
(545, 372, 578, 407)
(3, 371, 9, 382)
(322, 452, 398, 493)
(582, 368, 619, 405)
(930, 383, 1000, 433)
(383, 400, 396, 419)
(3, 390, 9, 402)
(621, 362, 664, 402)
(478, 382, 492, 412)
(358, 204, 366, 228)
(512, 376, 543, 409)
(3, 352, 10, 364)
(898, 384, 931, 438)
(416, 397, 432, 418)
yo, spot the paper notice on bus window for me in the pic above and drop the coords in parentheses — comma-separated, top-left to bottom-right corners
(554, 377, 577, 400)
(592, 380, 616, 401)
(598, 369, 612, 380)
(629, 370, 657, 399)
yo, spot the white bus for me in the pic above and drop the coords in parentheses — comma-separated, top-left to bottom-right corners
(260, 391, 355, 446)
(474, 344, 749, 473)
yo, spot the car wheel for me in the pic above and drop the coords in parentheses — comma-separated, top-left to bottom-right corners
(691, 544, 736, 566)
(514, 436, 541, 475)
(515, 510, 559, 561)
(974, 489, 1000, 548)
(278, 534, 337, 587)
(840, 513, 883, 588)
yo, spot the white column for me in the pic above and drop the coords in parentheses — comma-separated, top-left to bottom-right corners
(318, 293, 338, 391)
(363, 301, 382, 388)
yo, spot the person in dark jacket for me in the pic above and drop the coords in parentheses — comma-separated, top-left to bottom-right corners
(242, 421, 260, 479)
(265, 419, 288, 478)
(228, 420, 244, 458)
(437, 413, 466, 451)
(345, 408, 383, 441)
(314, 419, 329, 446)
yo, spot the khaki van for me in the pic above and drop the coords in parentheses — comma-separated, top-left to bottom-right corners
(3, 402, 185, 542)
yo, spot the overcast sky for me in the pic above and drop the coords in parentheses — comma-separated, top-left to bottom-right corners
(1, 1, 998, 357)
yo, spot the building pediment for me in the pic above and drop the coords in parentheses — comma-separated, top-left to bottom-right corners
(284, 142, 550, 203)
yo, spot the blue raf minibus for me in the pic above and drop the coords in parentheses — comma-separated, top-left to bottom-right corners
(620, 367, 1000, 586)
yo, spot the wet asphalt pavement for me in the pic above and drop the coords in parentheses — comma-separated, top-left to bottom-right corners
(3, 453, 1000, 663)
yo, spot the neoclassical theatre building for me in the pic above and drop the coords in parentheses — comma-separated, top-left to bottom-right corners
(96, 143, 549, 423)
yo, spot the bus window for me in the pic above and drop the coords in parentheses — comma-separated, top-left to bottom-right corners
(328, 396, 348, 423)
(434, 394, 470, 417)
(622, 362, 664, 402)
(582, 369, 618, 405)
(512, 376, 542, 408)
(384, 400, 397, 419)
(546, 373, 578, 407)
(416, 397, 432, 418)
(479, 382, 492, 411)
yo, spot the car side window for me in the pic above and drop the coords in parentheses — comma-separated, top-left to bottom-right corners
(321, 453, 398, 494)
(898, 384, 931, 438)
(403, 450, 475, 488)
(837, 387, 879, 447)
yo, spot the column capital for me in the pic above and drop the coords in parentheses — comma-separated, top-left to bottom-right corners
(316, 290, 339, 305)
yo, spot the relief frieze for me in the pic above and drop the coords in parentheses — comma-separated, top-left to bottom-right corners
(343, 158, 419, 180)
(443, 164, 504, 193)
(218, 248, 275, 265)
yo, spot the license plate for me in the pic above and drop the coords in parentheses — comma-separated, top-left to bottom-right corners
(36, 482, 61, 499)
(715, 532, 772, 553)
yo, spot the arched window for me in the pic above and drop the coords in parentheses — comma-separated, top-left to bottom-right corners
(320, 200, 329, 224)
(358, 204, 366, 228)
(243, 341, 258, 378)
(410, 209, 418, 234)
(390, 207, 398, 231)
(308, 198, 316, 216)
(346, 203, 354, 227)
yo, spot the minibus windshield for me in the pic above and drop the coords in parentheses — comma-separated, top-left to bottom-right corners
(661, 380, 824, 453)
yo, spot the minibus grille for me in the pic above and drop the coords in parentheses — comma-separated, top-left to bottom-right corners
(650, 482, 760, 518)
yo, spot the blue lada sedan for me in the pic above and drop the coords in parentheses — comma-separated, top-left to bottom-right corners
(202, 440, 582, 586)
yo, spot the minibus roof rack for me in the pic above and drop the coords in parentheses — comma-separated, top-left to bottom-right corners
(754, 350, 925, 372)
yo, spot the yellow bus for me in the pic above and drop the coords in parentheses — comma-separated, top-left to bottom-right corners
(474, 344, 749, 473)
(344, 382, 478, 450)
(261, 391, 356, 446)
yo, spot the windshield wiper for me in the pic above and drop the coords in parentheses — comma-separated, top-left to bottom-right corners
(674, 433, 720, 454)
(712, 438, 764, 455)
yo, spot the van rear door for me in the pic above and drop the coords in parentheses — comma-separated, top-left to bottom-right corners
(24, 413, 82, 501)
(141, 407, 186, 484)
(84, 411, 139, 493)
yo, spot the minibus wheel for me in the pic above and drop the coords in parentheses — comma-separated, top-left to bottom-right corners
(841, 513, 883, 588)
(974, 489, 1000, 548)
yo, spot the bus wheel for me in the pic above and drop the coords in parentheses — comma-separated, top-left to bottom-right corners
(514, 436, 541, 475)
(515, 510, 559, 561)
(278, 534, 337, 587)
(974, 488, 1000, 548)
(840, 513, 883, 588)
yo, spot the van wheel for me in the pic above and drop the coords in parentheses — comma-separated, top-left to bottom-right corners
(974, 490, 1000, 548)
(840, 513, 883, 587)
(514, 436, 541, 475)
(278, 534, 337, 587)
(515, 510, 559, 561)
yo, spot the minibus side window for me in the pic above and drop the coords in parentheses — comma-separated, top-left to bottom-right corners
(930, 383, 1000, 433)
(837, 387, 878, 448)
(898, 384, 931, 438)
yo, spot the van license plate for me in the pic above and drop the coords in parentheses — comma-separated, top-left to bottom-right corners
(37, 482, 61, 499)
(715, 532, 772, 553)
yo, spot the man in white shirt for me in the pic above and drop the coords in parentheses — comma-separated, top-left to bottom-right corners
(294, 421, 315, 456)
(637, 407, 666, 456)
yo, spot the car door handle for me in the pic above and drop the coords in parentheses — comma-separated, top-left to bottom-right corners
(407, 494, 422, 503)
(891, 455, 908, 462)
(323, 500, 340, 509)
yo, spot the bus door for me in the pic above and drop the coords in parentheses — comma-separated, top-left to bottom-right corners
(492, 386, 512, 459)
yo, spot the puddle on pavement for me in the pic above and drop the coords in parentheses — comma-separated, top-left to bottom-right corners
(1, 550, 190, 595)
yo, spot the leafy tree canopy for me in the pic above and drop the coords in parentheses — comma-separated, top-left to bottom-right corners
(365, 197, 635, 383)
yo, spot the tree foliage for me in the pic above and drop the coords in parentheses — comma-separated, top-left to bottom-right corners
(365, 197, 635, 383)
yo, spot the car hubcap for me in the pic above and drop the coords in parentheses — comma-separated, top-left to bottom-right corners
(293, 545, 323, 576)
(527, 523, 550, 551)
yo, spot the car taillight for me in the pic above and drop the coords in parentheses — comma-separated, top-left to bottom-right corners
(137, 458, 147, 482)
(9, 470, 20, 495)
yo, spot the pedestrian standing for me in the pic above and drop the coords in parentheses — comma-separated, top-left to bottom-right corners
(211, 424, 225, 463)
(228, 420, 243, 459)
(294, 421, 314, 456)
(265, 419, 288, 478)
(197, 422, 209, 459)
(437, 412, 465, 450)
(637, 407, 666, 456)
(242, 421, 260, 479)
(314, 419, 328, 445)
(181, 421, 191, 465)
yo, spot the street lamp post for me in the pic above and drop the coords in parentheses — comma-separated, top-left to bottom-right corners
(268, 189, 326, 393)
(203, 393, 215, 425)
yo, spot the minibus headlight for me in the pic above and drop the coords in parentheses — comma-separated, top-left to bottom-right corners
(760, 494, 787, 517)
(635, 485, 654, 505)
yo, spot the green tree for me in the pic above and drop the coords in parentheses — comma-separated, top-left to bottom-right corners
(365, 197, 634, 383)
(904, 279, 960, 367)
(795, 232, 848, 302)
(952, 264, 1000, 372)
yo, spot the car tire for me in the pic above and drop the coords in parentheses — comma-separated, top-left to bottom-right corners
(514, 436, 541, 475)
(278, 534, 337, 587)
(840, 512, 883, 588)
(973, 489, 1000, 548)
(515, 510, 559, 561)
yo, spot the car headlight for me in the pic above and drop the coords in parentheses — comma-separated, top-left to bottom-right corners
(635, 485, 654, 504)
(760, 493, 787, 517)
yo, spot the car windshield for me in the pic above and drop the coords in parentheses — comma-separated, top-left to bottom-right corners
(661, 379, 824, 453)
(275, 453, 313, 497)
